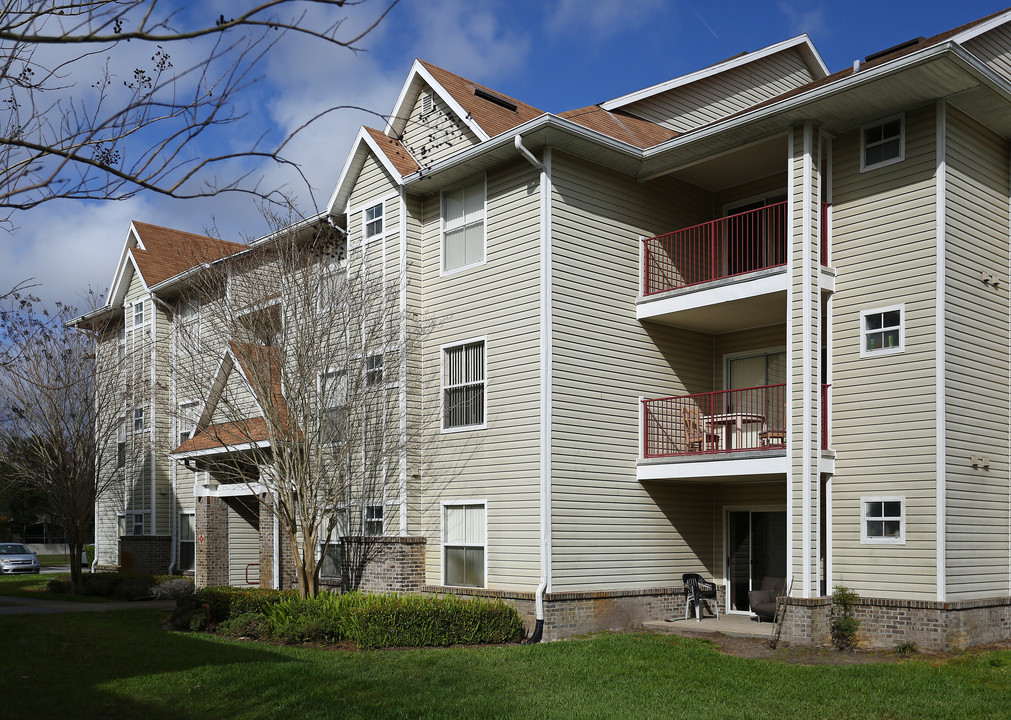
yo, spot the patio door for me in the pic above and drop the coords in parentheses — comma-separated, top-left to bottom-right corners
(725, 509, 787, 614)
(723, 194, 787, 275)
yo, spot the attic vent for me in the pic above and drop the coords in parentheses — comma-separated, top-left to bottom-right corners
(420, 91, 434, 116)
(474, 87, 518, 112)
(864, 37, 924, 63)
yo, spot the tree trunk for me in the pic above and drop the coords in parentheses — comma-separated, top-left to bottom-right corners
(68, 537, 84, 594)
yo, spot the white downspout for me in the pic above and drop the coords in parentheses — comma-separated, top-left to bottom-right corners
(515, 135, 552, 642)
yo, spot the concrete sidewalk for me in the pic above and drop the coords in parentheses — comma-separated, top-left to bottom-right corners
(0, 596, 175, 615)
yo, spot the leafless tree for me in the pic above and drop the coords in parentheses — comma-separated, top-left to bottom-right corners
(0, 1, 398, 224)
(174, 215, 416, 598)
(0, 289, 131, 590)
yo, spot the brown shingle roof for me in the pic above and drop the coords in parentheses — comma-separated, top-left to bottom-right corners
(131, 221, 245, 287)
(365, 127, 420, 176)
(171, 417, 270, 455)
(558, 106, 678, 149)
(419, 60, 545, 138)
(228, 341, 297, 437)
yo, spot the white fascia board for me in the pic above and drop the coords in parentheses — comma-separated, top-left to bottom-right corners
(170, 443, 271, 462)
(949, 10, 1011, 45)
(636, 455, 787, 481)
(401, 113, 640, 186)
(602, 35, 828, 112)
(636, 272, 787, 320)
(196, 351, 235, 431)
(108, 224, 146, 308)
(640, 42, 1011, 169)
(327, 127, 406, 216)
(384, 60, 491, 143)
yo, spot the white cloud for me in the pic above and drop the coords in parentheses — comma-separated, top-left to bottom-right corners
(547, 0, 668, 39)
(777, 1, 828, 38)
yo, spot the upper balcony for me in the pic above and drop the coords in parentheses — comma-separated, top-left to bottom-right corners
(637, 202, 829, 331)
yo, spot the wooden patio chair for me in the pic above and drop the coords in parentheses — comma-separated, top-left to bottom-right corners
(760, 401, 786, 446)
(682, 405, 720, 452)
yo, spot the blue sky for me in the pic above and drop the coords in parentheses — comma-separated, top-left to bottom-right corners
(6, 0, 1008, 308)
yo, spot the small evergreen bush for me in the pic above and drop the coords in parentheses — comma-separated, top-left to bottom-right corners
(150, 577, 195, 600)
(192, 586, 296, 624)
(217, 612, 270, 640)
(831, 585, 861, 650)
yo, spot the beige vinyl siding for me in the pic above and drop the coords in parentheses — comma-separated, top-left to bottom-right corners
(152, 302, 174, 537)
(405, 193, 425, 536)
(123, 270, 153, 526)
(714, 324, 787, 387)
(829, 104, 939, 599)
(348, 153, 399, 226)
(421, 158, 541, 591)
(963, 24, 1011, 82)
(226, 501, 259, 586)
(715, 173, 788, 213)
(622, 50, 815, 134)
(212, 366, 261, 424)
(400, 83, 480, 171)
(943, 107, 1010, 599)
(550, 150, 724, 590)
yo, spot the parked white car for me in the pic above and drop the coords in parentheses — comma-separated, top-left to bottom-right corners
(0, 544, 41, 574)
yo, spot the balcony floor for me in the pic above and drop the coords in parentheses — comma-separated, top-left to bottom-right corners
(643, 613, 774, 639)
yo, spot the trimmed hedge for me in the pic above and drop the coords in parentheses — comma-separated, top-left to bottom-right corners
(190, 586, 297, 624)
(262, 592, 523, 649)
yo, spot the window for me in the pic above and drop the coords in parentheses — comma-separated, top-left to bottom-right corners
(443, 503, 485, 587)
(178, 401, 199, 445)
(119, 511, 145, 536)
(319, 542, 341, 578)
(179, 513, 195, 571)
(318, 242, 347, 310)
(364, 202, 383, 238)
(132, 407, 145, 433)
(118, 325, 126, 363)
(861, 115, 904, 171)
(364, 505, 384, 536)
(178, 298, 199, 347)
(320, 370, 348, 443)
(366, 354, 384, 387)
(860, 305, 904, 357)
(442, 340, 485, 430)
(132, 301, 144, 327)
(116, 418, 126, 468)
(441, 178, 486, 273)
(861, 497, 904, 544)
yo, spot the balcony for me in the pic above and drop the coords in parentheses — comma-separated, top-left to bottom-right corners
(642, 202, 830, 297)
(641, 382, 830, 459)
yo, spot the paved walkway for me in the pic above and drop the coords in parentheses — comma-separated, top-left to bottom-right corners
(0, 596, 175, 615)
(643, 612, 774, 639)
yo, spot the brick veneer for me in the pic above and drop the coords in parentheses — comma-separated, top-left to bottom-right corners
(421, 585, 721, 641)
(119, 535, 171, 575)
(342, 536, 426, 592)
(195, 495, 229, 587)
(778, 595, 1011, 651)
(257, 497, 298, 590)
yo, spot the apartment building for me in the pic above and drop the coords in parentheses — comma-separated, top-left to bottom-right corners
(75, 9, 1011, 649)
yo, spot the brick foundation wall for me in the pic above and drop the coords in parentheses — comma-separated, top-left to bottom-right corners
(342, 536, 426, 593)
(778, 595, 1011, 651)
(421, 584, 717, 641)
(195, 496, 229, 587)
(119, 535, 171, 575)
(257, 499, 298, 590)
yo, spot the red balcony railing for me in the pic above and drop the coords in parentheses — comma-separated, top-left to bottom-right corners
(642, 382, 832, 458)
(642, 202, 832, 295)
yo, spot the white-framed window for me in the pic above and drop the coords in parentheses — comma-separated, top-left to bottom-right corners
(861, 115, 904, 172)
(179, 512, 195, 571)
(116, 418, 126, 468)
(443, 502, 486, 588)
(178, 297, 200, 348)
(441, 178, 486, 274)
(319, 510, 347, 579)
(318, 241, 348, 311)
(364, 202, 383, 238)
(442, 339, 486, 431)
(364, 505, 384, 536)
(366, 353, 384, 387)
(118, 324, 126, 363)
(860, 304, 904, 357)
(861, 496, 905, 544)
(119, 511, 146, 537)
(320, 370, 348, 444)
(132, 301, 145, 327)
(178, 401, 199, 445)
(132, 407, 146, 433)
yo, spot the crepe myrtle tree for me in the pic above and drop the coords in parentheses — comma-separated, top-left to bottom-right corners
(0, 0, 398, 225)
(0, 288, 133, 591)
(174, 214, 416, 598)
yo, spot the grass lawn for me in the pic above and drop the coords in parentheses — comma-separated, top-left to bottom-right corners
(36, 553, 72, 565)
(0, 610, 1008, 719)
(0, 573, 103, 602)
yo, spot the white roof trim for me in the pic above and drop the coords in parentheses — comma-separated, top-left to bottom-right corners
(601, 35, 828, 111)
(383, 59, 491, 143)
(106, 224, 146, 308)
(326, 126, 408, 215)
(169, 440, 272, 461)
(950, 9, 1011, 45)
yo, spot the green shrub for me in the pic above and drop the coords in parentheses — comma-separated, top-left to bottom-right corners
(78, 573, 158, 600)
(261, 591, 523, 649)
(46, 579, 71, 594)
(217, 612, 270, 640)
(831, 585, 861, 651)
(84, 545, 95, 566)
(894, 641, 918, 656)
(150, 577, 194, 600)
(193, 586, 296, 624)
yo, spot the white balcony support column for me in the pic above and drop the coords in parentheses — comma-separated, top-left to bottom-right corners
(788, 122, 822, 599)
